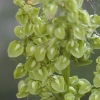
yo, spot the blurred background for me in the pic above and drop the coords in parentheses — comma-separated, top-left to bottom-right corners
(0, 0, 100, 100)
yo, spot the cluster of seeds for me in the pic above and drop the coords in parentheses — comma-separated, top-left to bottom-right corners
(8, 0, 100, 100)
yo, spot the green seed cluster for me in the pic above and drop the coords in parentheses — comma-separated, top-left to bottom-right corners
(7, 0, 100, 100)
(89, 57, 100, 100)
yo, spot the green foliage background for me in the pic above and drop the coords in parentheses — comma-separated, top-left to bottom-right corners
(0, 0, 100, 100)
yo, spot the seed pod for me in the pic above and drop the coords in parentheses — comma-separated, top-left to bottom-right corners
(29, 67, 48, 81)
(96, 56, 100, 64)
(8, 40, 24, 57)
(50, 76, 65, 92)
(67, 40, 85, 58)
(64, 93, 75, 100)
(67, 11, 78, 23)
(78, 79, 92, 94)
(33, 24, 47, 37)
(44, 4, 58, 20)
(23, 22, 34, 37)
(69, 76, 79, 86)
(16, 9, 28, 25)
(96, 64, 100, 74)
(89, 89, 100, 100)
(79, 10, 90, 24)
(47, 46, 58, 60)
(54, 26, 65, 39)
(14, 63, 27, 79)
(13, 0, 25, 7)
(14, 26, 25, 39)
(27, 80, 41, 94)
(54, 55, 70, 70)
(16, 80, 29, 98)
(65, 0, 77, 11)
(73, 25, 85, 40)
(93, 74, 100, 88)
(24, 5, 39, 17)
(91, 35, 100, 49)
(25, 58, 40, 71)
(35, 46, 46, 61)
(26, 44, 36, 57)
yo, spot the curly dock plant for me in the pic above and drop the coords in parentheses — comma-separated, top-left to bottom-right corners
(8, 0, 100, 100)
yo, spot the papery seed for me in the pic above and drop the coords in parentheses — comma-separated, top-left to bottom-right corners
(31, 61, 36, 68)
(50, 48, 55, 55)
(55, 78, 60, 85)
(30, 46, 35, 52)
(38, 38, 42, 43)
(62, 57, 67, 62)
(40, 48, 44, 53)
(15, 44, 21, 50)
(38, 69, 43, 76)
(75, 48, 79, 52)
(32, 81, 36, 89)
(95, 95, 98, 100)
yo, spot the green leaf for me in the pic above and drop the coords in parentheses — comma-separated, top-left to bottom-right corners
(54, 26, 65, 39)
(35, 46, 46, 61)
(54, 55, 70, 70)
(14, 63, 27, 79)
(8, 40, 24, 57)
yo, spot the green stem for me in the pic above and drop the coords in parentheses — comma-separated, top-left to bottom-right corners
(62, 65, 70, 92)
